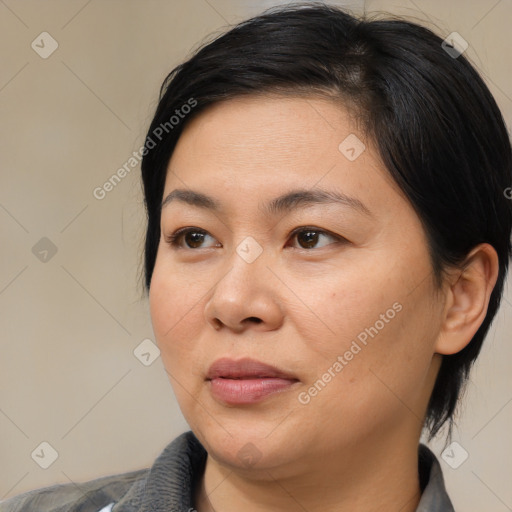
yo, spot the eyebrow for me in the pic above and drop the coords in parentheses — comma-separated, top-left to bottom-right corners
(161, 188, 373, 218)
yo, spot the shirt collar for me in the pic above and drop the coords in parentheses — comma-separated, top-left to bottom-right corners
(416, 443, 455, 511)
(114, 431, 454, 512)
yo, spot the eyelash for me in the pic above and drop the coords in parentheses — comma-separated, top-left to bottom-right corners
(164, 226, 346, 250)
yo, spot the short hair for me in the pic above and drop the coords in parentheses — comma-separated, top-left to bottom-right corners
(139, 2, 512, 438)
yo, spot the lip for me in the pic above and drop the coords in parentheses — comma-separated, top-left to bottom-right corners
(206, 357, 300, 405)
(206, 357, 297, 380)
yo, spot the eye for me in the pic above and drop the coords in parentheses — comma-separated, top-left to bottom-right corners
(164, 227, 220, 249)
(164, 226, 345, 251)
(287, 227, 344, 249)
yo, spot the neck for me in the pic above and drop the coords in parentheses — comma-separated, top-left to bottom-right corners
(195, 429, 422, 512)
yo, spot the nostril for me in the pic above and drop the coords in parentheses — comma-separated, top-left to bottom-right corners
(246, 317, 262, 323)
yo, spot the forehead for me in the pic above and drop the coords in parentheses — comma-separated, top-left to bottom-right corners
(174, 95, 355, 167)
(164, 94, 404, 213)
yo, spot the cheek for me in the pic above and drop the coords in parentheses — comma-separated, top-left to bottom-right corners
(285, 258, 399, 356)
(291, 252, 437, 412)
(308, 287, 437, 432)
(149, 259, 207, 365)
(149, 261, 211, 415)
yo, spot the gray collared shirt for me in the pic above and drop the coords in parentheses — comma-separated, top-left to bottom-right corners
(0, 431, 455, 511)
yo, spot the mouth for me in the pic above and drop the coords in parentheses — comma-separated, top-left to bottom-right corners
(206, 357, 300, 405)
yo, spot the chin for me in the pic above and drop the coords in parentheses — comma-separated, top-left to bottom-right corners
(191, 419, 294, 472)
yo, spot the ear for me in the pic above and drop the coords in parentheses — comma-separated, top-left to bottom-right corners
(435, 243, 500, 355)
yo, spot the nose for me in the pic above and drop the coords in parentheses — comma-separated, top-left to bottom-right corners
(203, 247, 284, 333)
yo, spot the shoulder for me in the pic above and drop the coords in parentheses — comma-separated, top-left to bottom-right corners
(0, 431, 206, 512)
(0, 468, 148, 512)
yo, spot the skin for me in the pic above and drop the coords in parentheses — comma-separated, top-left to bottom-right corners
(148, 95, 499, 512)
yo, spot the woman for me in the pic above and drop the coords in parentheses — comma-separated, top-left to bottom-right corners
(2, 3, 510, 511)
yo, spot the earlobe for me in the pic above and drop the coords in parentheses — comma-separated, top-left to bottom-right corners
(434, 243, 499, 356)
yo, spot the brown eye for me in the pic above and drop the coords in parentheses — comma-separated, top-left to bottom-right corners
(183, 231, 207, 248)
(296, 230, 320, 248)
(165, 228, 219, 249)
(288, 228, 342, 249)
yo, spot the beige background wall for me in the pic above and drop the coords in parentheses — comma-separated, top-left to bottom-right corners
(1, 1, 511, 510)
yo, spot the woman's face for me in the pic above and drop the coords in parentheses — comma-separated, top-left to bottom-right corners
(149, 95, 445, 474)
